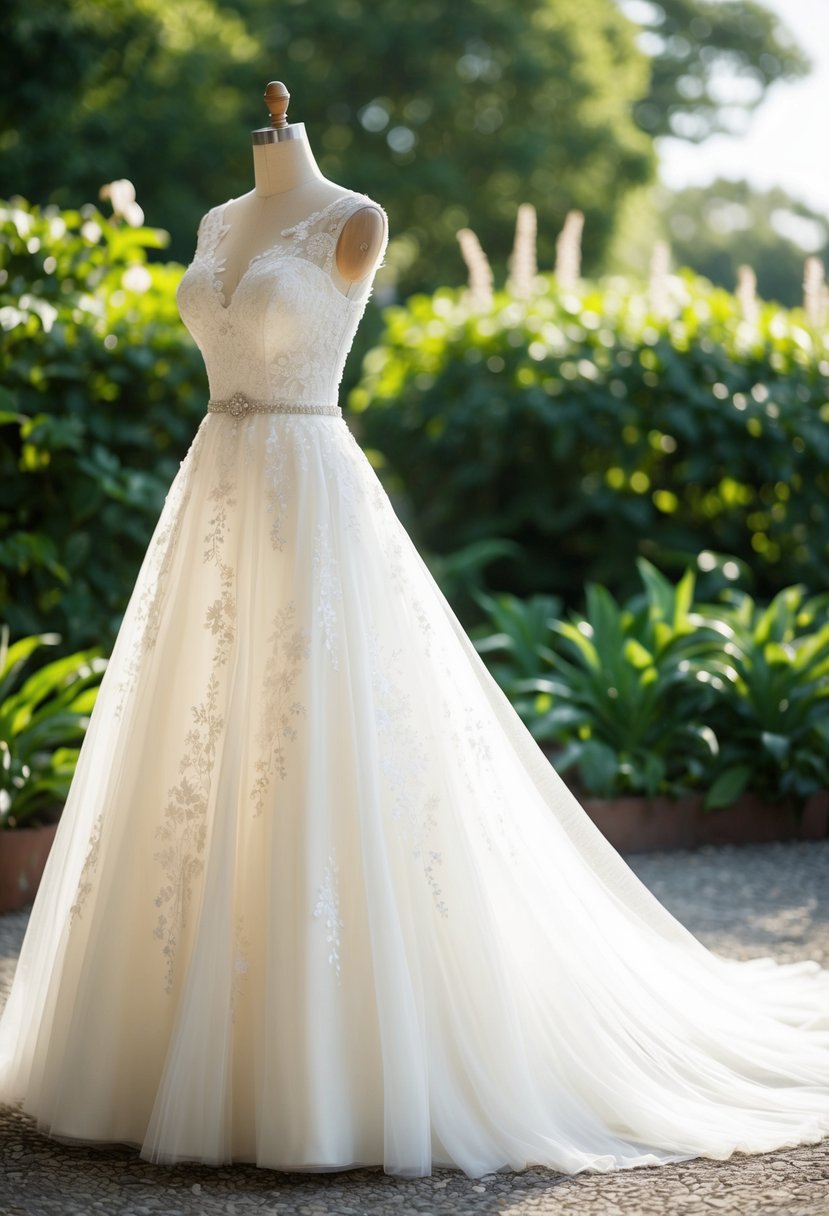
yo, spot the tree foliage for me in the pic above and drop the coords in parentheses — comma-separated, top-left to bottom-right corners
(3, 1, 811, 296)
(0, 0, 260, 266)
(609, 178, 829, 307)
(624, 0, 809, 141)
(2, 0, 649, 296)
(660, 179, 829, 308)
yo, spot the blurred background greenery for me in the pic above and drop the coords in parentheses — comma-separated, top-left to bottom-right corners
(2, 0, 825, 302)
(1, 0, 828, 814)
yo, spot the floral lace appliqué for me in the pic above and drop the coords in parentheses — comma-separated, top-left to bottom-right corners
(231, 912, 251, 1024)
(313, 523, 342, 669)
(70, 430, 210, 923)
(250, 602, 310, 815)
(368, 632, 448, 918)
(280, 193, 378, 274)
(112, 424, 208, 719)
(176, 188, 389, 410)
(312, 849, 344, 981)
(68, 811, 104, 924)
(441, 696, 517, 861)
(152, 438, 238, 994)
(262, 417, 313, 551)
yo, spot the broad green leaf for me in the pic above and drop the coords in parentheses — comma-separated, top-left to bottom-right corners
(704, 765, 753, 811)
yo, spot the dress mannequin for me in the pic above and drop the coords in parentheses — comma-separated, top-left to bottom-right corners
(216, 80, 385, 301)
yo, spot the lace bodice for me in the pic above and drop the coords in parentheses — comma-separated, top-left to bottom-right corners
(176, 190, 389, 407)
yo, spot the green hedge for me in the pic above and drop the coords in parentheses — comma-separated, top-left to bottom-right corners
(351, 273, 829, 608)
(0, 196, 206, 652)
(5, 193, 829, 657)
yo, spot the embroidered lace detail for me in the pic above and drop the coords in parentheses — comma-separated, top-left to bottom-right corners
(340, 442, 437, 656)
(375, 526, 436, 659)
(194, 206, 234, 308)
(152, 436, 237, 994)
(112, 423, 208, 719)
(368, 632, 448, 918)
(231, 912, 251, 1024)
(260, 417, 313, 552)
(280, 192, 378, 279)
(249, 602, 310, 816)
(279, 194, 365, 238)
(199, 190, 379, 311)
(313, 523, 342, 669)
(312, 849, 344, 981)
(68, 811, 104, 923)
(176, 188, 389, 408)
(263, 428, 288, 552)
(325, 426, 369, 535)
(70, 428, 212, 923)
(441, 696, 517, 861)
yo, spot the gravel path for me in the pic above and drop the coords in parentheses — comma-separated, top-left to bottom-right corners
(1, 840, 827, 1215)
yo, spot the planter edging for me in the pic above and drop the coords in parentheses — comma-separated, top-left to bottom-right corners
(0, 822, 60, 914)
(572, 789, 829, 854)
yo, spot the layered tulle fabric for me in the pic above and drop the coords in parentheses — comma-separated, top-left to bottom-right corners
(1, 408, 828, 1179)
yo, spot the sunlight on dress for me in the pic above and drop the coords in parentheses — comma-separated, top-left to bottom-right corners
(0, 189, 827, 1179)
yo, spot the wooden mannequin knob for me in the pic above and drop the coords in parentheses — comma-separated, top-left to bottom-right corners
(264, 81, 290, 128)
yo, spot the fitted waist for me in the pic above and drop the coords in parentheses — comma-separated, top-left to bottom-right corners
(207, 392, 342, 419)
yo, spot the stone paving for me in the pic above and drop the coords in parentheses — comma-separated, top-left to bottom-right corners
(1, 839, 827, 1215)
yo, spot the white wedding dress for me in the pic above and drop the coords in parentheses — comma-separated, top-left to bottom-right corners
(1, 187, 828, 1181)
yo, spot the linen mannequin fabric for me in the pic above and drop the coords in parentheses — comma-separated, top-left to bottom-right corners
(0, 188, 828, 1181)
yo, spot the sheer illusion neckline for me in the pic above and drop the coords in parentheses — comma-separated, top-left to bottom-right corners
(207, 189, 371, 311)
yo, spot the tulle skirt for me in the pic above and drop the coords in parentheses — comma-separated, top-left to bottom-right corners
(1, 409, 828, 1179)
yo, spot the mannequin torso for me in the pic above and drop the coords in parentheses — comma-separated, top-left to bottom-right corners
(217, 128, 385, 302)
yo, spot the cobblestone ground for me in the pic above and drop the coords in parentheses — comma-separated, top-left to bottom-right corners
(1, 840, 827, 1216)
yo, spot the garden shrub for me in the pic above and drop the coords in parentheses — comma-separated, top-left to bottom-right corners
(0, 622, 105, 828)
(0, 195, 206, 652)
(472, 558, 829, 808)
(351, 272, 829, 608)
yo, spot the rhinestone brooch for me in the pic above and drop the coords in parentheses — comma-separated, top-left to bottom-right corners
(228, 391, 251, 417)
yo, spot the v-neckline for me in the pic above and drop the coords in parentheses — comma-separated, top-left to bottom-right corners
(209, 189, 364, 311)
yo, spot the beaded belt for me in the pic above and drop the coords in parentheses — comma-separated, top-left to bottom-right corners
(208, 392, 341, 418)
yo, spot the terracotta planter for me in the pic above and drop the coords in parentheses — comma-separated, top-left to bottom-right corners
(0, 822, 60, 913)
(573, 789, 829, 854)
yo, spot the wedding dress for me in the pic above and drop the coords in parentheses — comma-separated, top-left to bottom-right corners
(0, 187, 828, 1181)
